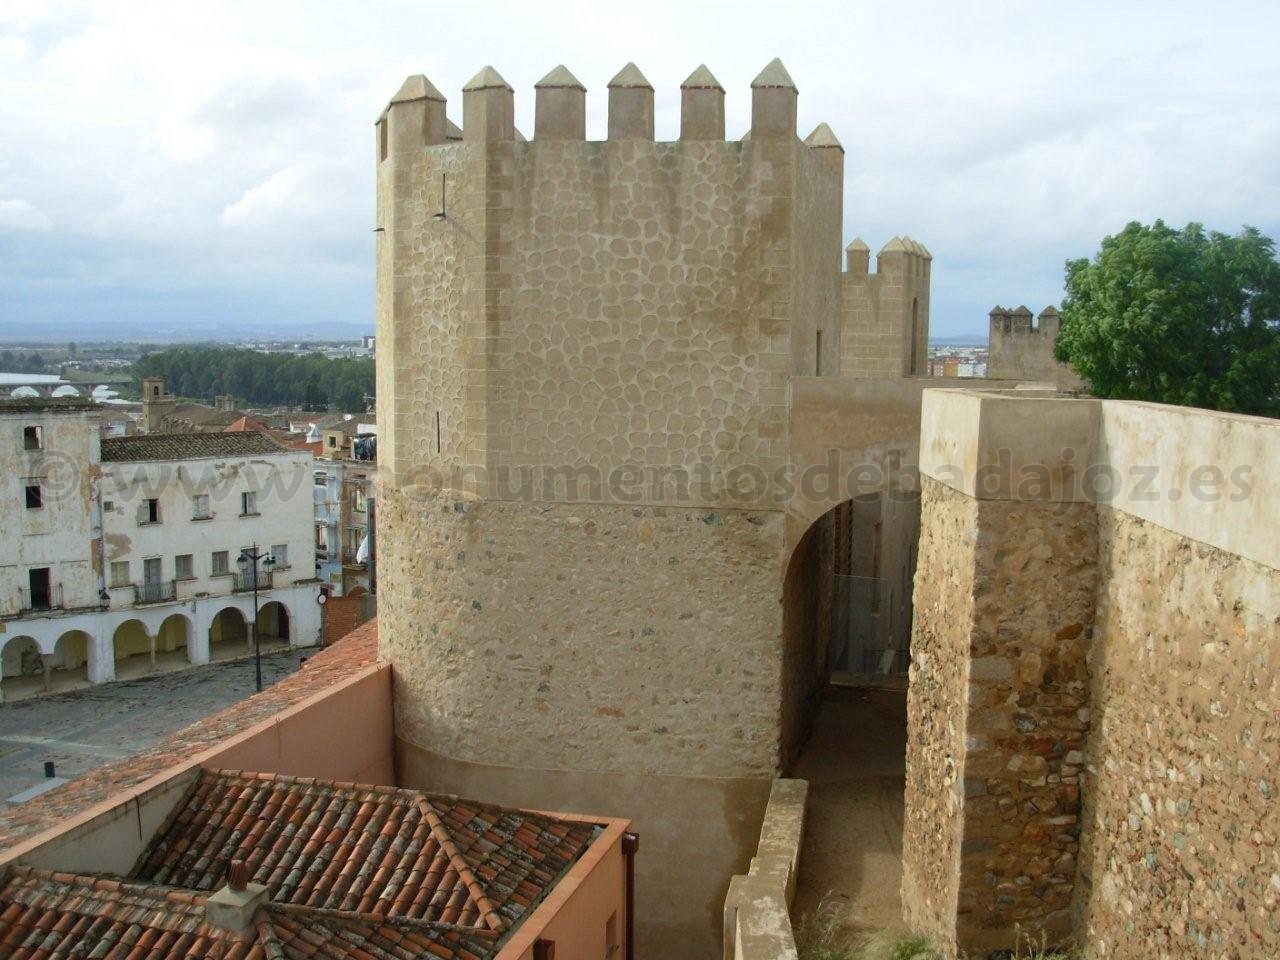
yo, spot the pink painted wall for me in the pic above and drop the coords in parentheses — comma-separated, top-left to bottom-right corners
(210, 665, 394, 784)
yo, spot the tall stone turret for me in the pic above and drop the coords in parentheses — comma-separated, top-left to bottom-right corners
(372, 59, 924, 957)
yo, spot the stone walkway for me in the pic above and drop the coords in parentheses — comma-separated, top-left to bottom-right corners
(790, 684, 909, 940)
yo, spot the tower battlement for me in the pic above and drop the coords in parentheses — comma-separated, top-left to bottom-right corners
(987, 304, 1082, 387)
(376, 59, 822, 150)
(839, 237, 932, 378)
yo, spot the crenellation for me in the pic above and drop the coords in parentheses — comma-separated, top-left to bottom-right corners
(462, 65, 514, 142)
(987, 303, 1084, 387)
(385, 74, 448, 154)
(606, 62, 654, 140)
(533, 65, 586, 141)
(750, 58, 798, 140)
(679, 64, 725, 140)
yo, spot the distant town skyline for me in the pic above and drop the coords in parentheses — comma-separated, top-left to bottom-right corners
(1, 1, 1277, 338)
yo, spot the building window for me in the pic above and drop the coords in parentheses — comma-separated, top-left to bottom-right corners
(27, 568, 52, 610)
(240, 491, 258, 516)
(212, 550, 230, 576)
(138, 498, 160, 524)
(103, 500, 114, 512)
(353, 485, 368, 513)
(192, 494, 211, 520)
(22, 425, 42, 450)
(175, 554, 194, 580)
(271, 544, 288, 569)
(316, 525, 329, 549)
(24, 483, 42, 509)
(110, 561, 130, 587)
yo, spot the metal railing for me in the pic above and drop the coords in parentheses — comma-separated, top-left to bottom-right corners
(233, 569, 274, 592)
(133, 579, 177, 605)
(18, 583, 63, 613)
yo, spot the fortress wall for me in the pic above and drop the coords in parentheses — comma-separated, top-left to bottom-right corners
(908, 388, 1279, 958)
(1078, 508, 1279, 958)
(987, 307, 1085, 389)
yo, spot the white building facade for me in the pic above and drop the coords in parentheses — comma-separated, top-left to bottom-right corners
(0, 406, 321, 698)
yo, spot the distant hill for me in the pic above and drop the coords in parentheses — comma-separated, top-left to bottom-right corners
(929, 334, 988, 347)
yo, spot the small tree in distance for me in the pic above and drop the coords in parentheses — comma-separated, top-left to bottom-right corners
(1055, 220, 1279, 417)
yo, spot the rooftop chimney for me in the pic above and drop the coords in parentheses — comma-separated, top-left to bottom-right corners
(206, 859, 269, 933)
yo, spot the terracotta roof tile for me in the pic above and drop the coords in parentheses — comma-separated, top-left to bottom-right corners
(101, 431, 288, 461)
(130, 768, 596, 934)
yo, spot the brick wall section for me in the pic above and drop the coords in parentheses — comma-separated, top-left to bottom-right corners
(0, 620, 378, 852)
(322, 595, 374, 646)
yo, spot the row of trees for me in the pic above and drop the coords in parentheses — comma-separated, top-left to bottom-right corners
(134, 347, 374, 412)
(0, 350, 50, 373)
(1056, 222, 1279, 417)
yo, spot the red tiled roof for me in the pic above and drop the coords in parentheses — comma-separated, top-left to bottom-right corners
(0, 767, 597, 960)
(0, 866, 500, 960)
(0, 622, 379, 852)
(130, 769, 597, 931)
(224, 415, 269, 433)
(0, 866, 260, 958)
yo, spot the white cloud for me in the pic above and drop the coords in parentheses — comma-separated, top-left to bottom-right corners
(0, 0, 1278, 334)
(0, 199, 52, 231)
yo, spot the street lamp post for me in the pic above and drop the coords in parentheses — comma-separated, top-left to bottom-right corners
(237, 543, 276, 693)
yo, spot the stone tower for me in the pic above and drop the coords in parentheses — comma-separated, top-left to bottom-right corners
(140, 377, 173, 433)
(373, 59, 925, 957)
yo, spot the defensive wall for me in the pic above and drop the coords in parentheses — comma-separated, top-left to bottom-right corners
(903, 388, 1278, 958)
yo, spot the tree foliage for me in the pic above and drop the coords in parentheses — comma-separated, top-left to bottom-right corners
(135, 347, 374, 411)
(1055, 221, 1280, 416)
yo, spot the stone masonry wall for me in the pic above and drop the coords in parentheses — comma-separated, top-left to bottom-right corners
(903, 478, 1099, 957)
(378, 484, 785, 779)
(902, 479, 976, 955)
(957, 494, 1097, 952)
(1075, 508, 1280, 959)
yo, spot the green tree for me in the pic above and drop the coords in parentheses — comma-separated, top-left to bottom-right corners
(1055, 221, 1280, 416)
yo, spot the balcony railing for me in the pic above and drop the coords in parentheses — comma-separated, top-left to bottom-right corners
(133, 580, 177, 605)
(17, 583, 63, 613)
(233, 569, 275, 592)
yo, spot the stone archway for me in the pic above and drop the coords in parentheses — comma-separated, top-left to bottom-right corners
(780, 495, 914, 946)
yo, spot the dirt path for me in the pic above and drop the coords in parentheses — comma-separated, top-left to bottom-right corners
(790, 685, 909, 940)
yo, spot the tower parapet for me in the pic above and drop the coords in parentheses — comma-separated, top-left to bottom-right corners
(840, 235, 932, 377)
(987, 304, 1084, 387)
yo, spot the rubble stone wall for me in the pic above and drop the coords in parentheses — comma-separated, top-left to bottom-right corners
(1076, 508, 1280, 958)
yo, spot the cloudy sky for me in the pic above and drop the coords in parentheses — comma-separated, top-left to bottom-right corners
(1, 0, 1277, 339)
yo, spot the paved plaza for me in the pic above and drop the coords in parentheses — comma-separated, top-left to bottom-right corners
(0, 651, 304, 802)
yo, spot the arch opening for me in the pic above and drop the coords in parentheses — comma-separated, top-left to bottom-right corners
(780, 488, 920, 937)
(112, 619, 154, 680)
(1, 635, 45, 699)
(209, 607, 249, 662)
(151, 613, 194, 672)
(52, 630, 91, 688)
(256, 601, 291, 655)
